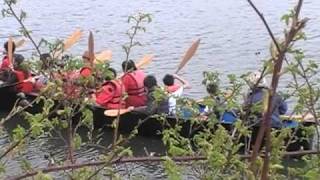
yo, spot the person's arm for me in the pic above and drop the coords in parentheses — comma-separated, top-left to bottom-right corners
(279, 99, 288, 115)
(172, 74, 191, 89)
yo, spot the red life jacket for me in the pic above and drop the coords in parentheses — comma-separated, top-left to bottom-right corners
(79, 67, 92, 78)
(1, 56, 11, 69)
(165, 84, 181, 93)
(14, 70, 33, 93)
(95, 80, 125, 109)
(122, 70, 147, 107)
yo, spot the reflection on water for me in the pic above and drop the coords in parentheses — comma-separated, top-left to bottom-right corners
(0, 0, 320, 178)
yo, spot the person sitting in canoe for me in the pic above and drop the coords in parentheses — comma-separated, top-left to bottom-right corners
(0, 54, 34, 93)
(80, 51, 94, 78)
(197, 82, 224, 119)
(1, 41, 16, 69)
(162, 74, 191, 115)
(243, 71, 287, 128)
(94, 68, 126, 109)
(121, 60, 147, 107)
(133, 75, 169, 115)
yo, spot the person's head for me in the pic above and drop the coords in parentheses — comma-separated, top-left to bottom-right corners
(206, 83, 218, 96)
(82, 51, 90, 63)
(40, 53, 51, 61)
(144, 75, 157, 90)
(13, 54, 25, 69)
(4, 41, 16, 53)
(247, 71, 268, 88)
(163, 74, 174, 86)
(122, 60, 137, 72)
(105, 68, 117, 81)
(40, 53, 52, 70)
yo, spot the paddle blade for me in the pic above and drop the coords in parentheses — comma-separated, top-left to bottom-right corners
(104, 109, 130, 117)
(63, 29, 82, 50)
(136, 54, 154, 69)
(281, 113, 316, 123)
(88, 31, 95, 63)
(175, 39, 201, 74)
(8, 37, 13, 67)
(15, 39, 25, 48)
(94, 50, 112, 64)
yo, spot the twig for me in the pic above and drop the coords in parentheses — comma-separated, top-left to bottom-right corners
(4, 1, 41, 56)
(246, 0, 307, 179)
(10, 149, 320, 180)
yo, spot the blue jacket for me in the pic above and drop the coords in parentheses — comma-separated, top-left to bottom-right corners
(244, 87, 287, 128)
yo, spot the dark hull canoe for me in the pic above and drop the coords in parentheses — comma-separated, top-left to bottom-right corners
(93, 105, 315, 151)
(0, 85, 40, 113)
(0, 86, 315, 152)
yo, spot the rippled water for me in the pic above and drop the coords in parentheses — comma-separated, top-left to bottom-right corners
(1, 0, 320, 178)
(1, 0, 320, 98)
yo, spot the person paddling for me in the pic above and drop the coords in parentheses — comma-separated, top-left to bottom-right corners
(1, 41, 16, 69)
(121, 60, 147, 107)
(94, 68, 126, 109)
(133, 75, 169, 115)
(0, 54, 34, 93)
(162, 74, 191, 114)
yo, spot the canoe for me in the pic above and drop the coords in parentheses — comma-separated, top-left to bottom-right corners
(94, 105, 315, 151)
(0, 85, 39, 112)
(0, 85, 315, 152)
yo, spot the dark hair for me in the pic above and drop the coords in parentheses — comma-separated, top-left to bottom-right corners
(206, 83, 218, 96)
(144, 75, 157, 89)
(163, 74, 174, 86)
(122, 60, 137, 72)
(14, 54, 25, 65)
(105, 68, 117, 81)
(40, 53, 52, 70)
(40, 53, 51, 61)
(4, 41, 16, 53)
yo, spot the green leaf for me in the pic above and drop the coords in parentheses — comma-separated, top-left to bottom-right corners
(74, 133, 82, 149)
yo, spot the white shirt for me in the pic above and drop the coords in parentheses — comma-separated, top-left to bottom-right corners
(168, 86, 184, 115)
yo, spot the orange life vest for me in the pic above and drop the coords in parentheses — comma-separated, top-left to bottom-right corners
(124, 70, 145, 96)
(1, 56, 11, 69)
(122, 70, 147, 107)
(14, 70, 33, 93)
(95, 80, 125, 109)
(165, 84, 181, 93)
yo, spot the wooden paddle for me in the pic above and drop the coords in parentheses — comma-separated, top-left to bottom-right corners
(63, 29, 82, 50)
(136, 54, 154, 69)
(15, 39, 25, 48)
(88, 31, 95, 65)
(280, 113, 316, 123)
(104, 108, 132, 117)
(55, 29, 83, 57)
(8, 37, 13, 68)
(175, 39, 200, 74)
(94, 50, 112, 64)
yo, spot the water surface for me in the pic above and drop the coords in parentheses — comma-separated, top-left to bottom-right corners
(0, 0, 320, 178)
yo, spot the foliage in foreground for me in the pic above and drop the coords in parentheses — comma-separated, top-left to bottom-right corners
(0, 0, 320, 179)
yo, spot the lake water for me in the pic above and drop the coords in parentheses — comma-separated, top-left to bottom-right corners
(0, 0, 320, 178)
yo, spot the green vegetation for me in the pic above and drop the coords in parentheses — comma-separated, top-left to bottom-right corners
(0, 0, 319, 179)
